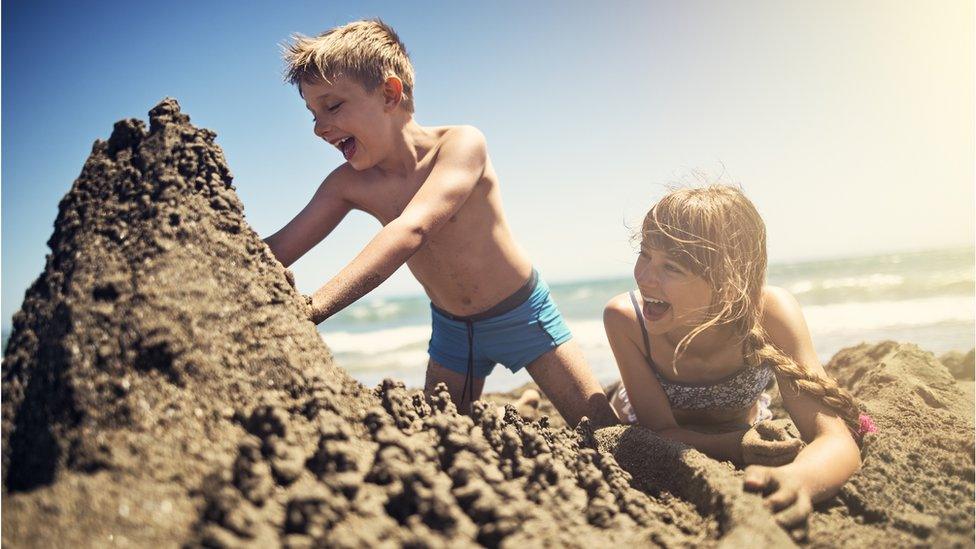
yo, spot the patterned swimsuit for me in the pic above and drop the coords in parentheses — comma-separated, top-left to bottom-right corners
(615, 291, 774, 424)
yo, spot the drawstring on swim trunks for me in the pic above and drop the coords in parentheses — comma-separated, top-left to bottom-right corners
(432, 270, 540, 410)
(460, 321, 475, 408)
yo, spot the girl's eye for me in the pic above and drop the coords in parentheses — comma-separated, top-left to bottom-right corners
(665, 263, 683, 274)
(328, 102, 343, 113)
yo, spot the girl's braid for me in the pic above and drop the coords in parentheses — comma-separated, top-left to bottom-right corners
(742, 325, 862, 433)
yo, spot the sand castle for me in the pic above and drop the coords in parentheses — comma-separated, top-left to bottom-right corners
(2, 100, 972, 547)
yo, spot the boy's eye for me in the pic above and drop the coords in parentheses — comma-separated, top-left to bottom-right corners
(665, 263, 684, 274)
(327, 102, 343, 113)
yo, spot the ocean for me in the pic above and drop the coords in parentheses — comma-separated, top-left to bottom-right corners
(321, 247, 975, 393)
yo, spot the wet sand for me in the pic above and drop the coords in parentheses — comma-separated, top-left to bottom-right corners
(2, 101, 972, 547)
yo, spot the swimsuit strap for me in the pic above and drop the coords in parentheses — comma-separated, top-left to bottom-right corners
(628, 290, 653, 363)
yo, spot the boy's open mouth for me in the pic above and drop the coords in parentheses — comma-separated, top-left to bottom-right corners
(642, 296, 671, 322)
(337, 137, 357, 161)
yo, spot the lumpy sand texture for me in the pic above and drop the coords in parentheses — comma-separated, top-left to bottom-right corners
(2, 101, 972, 548)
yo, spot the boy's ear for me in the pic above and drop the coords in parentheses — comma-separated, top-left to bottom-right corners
(382, 76, 404, 111)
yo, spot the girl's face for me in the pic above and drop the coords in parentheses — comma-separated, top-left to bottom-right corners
(633, 244, 714, 336)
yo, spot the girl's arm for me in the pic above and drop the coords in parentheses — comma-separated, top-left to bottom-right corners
(603, 294, 747, 463)
(745, 287, 861, 525)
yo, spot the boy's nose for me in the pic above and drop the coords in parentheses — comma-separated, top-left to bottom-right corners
(314, 121, 333, 140)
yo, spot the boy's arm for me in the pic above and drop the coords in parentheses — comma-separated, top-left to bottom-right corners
(264, 169, 354, 267)
(308, 127, 487, 324)
(603, 297, 747, 462)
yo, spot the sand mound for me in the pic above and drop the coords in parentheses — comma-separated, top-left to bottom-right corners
(2, 99, 355, 545)
(939, 349, 975, 380)
(2, 101, 971, 547)
(805, 342, 975, 546)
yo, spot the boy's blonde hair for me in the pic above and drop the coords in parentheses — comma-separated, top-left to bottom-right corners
(642, 185, 863, 434)
(283, 19, 415, 113)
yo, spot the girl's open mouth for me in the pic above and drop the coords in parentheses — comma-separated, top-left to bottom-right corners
(643, 296, 671, 321)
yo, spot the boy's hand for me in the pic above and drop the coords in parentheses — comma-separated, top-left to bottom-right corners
(283, 268, 316, 323)
(283, 268, 297, 290)
(741, 419, 804, 466)
(743, 465, 812, 541)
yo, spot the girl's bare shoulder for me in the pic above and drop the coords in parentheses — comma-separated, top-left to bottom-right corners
(760, 286, 804, 323)
(603, 291, 641, 337)
(760, 285, 814, 353)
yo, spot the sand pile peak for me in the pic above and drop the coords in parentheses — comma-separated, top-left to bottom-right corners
(1, 98, 357, 542)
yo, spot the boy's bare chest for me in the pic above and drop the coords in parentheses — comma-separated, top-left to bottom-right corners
(362, 190, 415, 225)
(353, 178, 426, 225)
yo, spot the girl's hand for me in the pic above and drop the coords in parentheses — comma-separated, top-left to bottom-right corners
(741, 419, 804, 466)
(743, 465, 812, 540)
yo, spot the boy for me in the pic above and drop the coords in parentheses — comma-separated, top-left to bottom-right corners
(265, 19, 616, 427)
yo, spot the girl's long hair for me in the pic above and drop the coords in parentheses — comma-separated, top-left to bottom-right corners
(642, 185, 862, 432)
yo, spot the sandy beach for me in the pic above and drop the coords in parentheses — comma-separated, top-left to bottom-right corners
(2, 101, 973, 547)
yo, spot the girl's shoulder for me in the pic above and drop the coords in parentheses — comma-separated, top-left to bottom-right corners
(603, 292, 641, 337)
(603, 291, 637, 319)
(760, 285, 802, 318)
(761, 285, 798, 313)
(759, 286, 811, 350)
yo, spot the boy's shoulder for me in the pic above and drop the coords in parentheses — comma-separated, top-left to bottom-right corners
(320, 161, 360, 193)
(432, 124, 487, 160)
(439, 124, 485, 141)
(406, 124, 488, 179)
(318, 126, 489, 199)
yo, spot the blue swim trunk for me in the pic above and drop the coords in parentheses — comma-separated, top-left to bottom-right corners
(428, 269, 572, 380)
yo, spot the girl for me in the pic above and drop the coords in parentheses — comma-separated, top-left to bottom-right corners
(603, 185, 866, 530)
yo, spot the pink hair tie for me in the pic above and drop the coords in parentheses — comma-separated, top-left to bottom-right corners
(858, 413, 878, 436)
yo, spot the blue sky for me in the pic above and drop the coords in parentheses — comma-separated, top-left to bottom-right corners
(3, 0, 973, 330)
